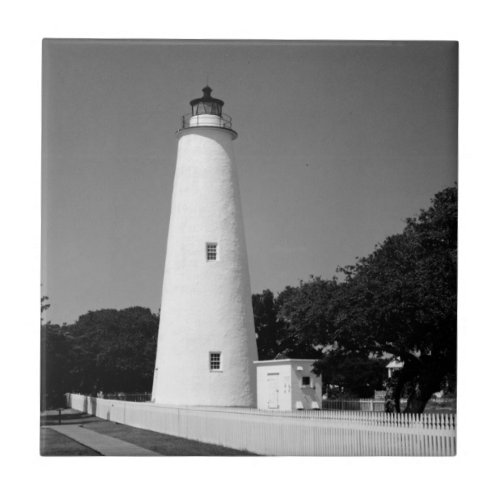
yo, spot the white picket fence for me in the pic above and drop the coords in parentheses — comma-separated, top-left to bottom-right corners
(67, 394, 456, 456)
(322, 399, 386, 412)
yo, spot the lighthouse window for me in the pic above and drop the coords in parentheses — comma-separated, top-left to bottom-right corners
(209, 352, 221, 371)
(206, 243, 218, 261)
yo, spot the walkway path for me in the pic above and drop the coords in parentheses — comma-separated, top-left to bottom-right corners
(46, 424, 161, 456)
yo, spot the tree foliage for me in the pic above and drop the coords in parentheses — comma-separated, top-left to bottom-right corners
(41, 306, 159, 409)
(276, 277, 338, 357)
(253, 279, 338, 360)
(67, 307, 159, 394)
(315, 353, 387, 399)
(41, 321, 71, 409)
(335, 186, 457, 412)
(252, 290, 282, 360)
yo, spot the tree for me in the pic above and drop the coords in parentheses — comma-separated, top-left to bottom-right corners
(252, 281, 339, 360)
(252, 290, 282, 360)
(275, 277, 338, 358)
(66, 307, 159, 394)
(335, 186, 457, 413)
(41, 305, 160, 405)
(40, 296, 71, 409)
(315, 352, 387, 398)
(41, 322, 71, 409)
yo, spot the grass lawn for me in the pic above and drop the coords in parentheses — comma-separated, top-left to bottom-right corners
(81, 419, 257, 456)
(40, 427, 100, 456)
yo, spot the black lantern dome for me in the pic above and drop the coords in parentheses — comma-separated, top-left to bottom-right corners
(189, 86, 224, 116)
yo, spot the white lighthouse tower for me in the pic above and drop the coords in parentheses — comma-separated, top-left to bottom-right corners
(152, 86, 258, 407)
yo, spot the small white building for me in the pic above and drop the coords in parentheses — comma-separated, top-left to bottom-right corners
(254, 359, 322, 411)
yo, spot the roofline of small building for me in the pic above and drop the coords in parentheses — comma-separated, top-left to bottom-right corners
(254, 359, 318, 364)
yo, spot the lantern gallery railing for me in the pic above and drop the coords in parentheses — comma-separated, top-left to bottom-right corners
(179, 112, 234, 131)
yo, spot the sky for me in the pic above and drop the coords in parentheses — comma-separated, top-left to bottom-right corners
(42, 40, 457, 325)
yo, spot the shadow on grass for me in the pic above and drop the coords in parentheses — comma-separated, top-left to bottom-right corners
(40, 411, 98, 426)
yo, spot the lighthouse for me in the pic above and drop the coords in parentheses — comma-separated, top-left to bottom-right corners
(152, 86, 258, 407)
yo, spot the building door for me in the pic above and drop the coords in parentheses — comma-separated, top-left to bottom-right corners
(266, 373, 280, 409)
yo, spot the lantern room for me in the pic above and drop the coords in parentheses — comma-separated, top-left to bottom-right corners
(179, 86, 236, 136)
(190, 86, 224, 116)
